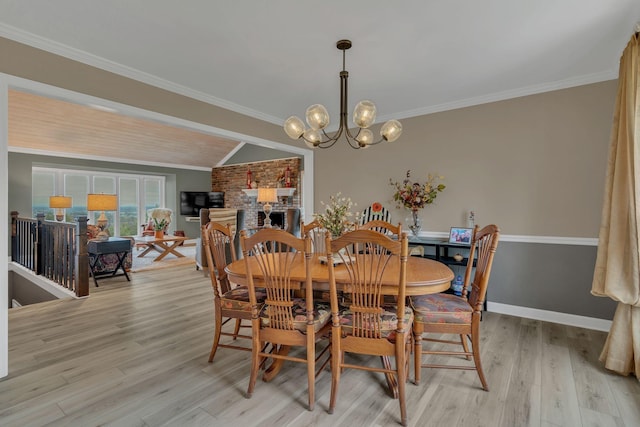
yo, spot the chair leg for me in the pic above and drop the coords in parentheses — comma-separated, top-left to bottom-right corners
(232, 319, 241, 340)
(460, 333, 471, 360)
(208, 303, 223, 363)
(381, 356, 398, 398)
(397, 336, 408, 426)
(413, 331, 422, 385)
(471, 320, 489, 391)
(246, 322, 261, 398)
(307, 334, 315, 411)
(328, 327, 340, 414)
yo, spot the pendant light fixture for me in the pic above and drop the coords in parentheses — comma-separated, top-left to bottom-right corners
(283, 39, 402, 149)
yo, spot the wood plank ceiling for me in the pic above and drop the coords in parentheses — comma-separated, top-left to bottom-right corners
(8, 89, 242, 169)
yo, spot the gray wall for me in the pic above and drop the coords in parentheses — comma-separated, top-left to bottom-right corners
(8, 272, 58, 307)
(8, 152, 211, 240)
(490, 242, 616, 319)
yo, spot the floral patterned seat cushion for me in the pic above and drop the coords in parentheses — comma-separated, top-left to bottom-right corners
(220, 286, 266, 312)
(259, 299, 331, 333)
(338, 304, 414, 339)
(409, 293, 472, 325)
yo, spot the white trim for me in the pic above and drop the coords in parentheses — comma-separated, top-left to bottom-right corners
(8, 262, 78, 300)
(10, 146, 213, 172)
(503, 234, 598, 246)
(415, 231, 598, 246)
(0, 23, 283, 126)
(216, 142, 246, 167)
(380, 70, 617, 123)
(0, 74, 8, 378)
(487, 301, 612, 332)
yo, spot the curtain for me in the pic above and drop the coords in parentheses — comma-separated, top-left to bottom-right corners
(591, 32, 640, 380)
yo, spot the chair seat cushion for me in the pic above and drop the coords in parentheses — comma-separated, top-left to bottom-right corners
(220, 286, 266, 312)
(259, 299, 331, 333)
(338, 304, 413, 339)
(409, 293, 472, 324)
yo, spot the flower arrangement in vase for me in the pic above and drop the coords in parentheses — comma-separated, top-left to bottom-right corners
(314, 192, 360, 238)
(390, 170, 445, 236)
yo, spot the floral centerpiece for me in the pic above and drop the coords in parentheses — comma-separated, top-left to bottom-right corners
(390, 170, 445, 236)
(314, 192, 360, 238)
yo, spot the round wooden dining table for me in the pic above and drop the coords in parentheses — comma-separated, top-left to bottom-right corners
(225, 253, 455, 295)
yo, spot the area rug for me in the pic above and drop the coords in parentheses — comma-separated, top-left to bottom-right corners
(129, 244, 197, 272)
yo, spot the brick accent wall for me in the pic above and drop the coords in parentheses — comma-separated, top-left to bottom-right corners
(211, 157, 301, 230)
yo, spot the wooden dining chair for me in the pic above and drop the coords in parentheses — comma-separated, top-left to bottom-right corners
(325, 229, 412, 426)
(410, 224, 500, 390)
(359, 219, 402, 237)
(301, 219, 329, 254)
(240, 228, 331, 411)
(202, 221, 265, 362)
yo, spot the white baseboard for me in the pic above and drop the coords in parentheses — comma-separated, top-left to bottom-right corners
(487, 301, 612, 332)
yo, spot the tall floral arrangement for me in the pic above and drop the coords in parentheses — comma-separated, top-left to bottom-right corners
(314, 192, 360, 237)
(390, 170, 445, 211)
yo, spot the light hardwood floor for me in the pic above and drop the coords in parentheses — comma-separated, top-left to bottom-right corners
(2, 264, 639, 426)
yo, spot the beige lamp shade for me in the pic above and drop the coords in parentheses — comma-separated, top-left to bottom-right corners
(49, 195, 72, 209)
(257, 188, 278, 203)
(87, 194, 118, 211)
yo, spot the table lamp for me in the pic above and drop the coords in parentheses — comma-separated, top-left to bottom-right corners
(257, 188, 278, 228)
(87, 193, 118, 241)
(49, 195, 72, 222)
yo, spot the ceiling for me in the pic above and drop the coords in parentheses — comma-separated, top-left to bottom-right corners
(2, 1, 639, 167)
(8, 90, 241, 170)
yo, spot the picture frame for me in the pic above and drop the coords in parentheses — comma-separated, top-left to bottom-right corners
(448, 227, 473, 245)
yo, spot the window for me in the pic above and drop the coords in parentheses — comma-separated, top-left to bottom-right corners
(32, 170, 56, 220)
(33, 167, 165, 236)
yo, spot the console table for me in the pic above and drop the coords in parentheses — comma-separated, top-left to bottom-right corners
(407, 236, 476, 267)
(87, 237, 132, 287)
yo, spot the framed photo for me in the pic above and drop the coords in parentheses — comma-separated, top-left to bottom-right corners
(448, 227, 473, 245)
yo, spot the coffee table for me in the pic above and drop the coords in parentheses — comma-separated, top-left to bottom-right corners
(134, 235, 188, 261)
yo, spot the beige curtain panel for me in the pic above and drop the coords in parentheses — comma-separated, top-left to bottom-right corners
(591, 32, 640, 380)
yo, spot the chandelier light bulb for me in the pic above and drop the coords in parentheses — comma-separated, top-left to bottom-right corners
(306, 104, 330, 130)
(353, 100, 377, 128)
(356, 128, 374, 147)
(381, 120, 403, 142)
(303, 128, 322, 144)
(284, 116, 305, 139)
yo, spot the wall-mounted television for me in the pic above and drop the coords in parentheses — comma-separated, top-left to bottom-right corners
(180, 191, 224, 216)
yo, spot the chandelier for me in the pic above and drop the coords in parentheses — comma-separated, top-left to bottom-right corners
(283, 39, 402, 149)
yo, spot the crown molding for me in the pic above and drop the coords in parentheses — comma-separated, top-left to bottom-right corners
(0, 24, 283, 125)
(379, 70, 618, 123)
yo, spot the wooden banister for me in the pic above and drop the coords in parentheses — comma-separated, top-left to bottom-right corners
(10, 211, 89, 297)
